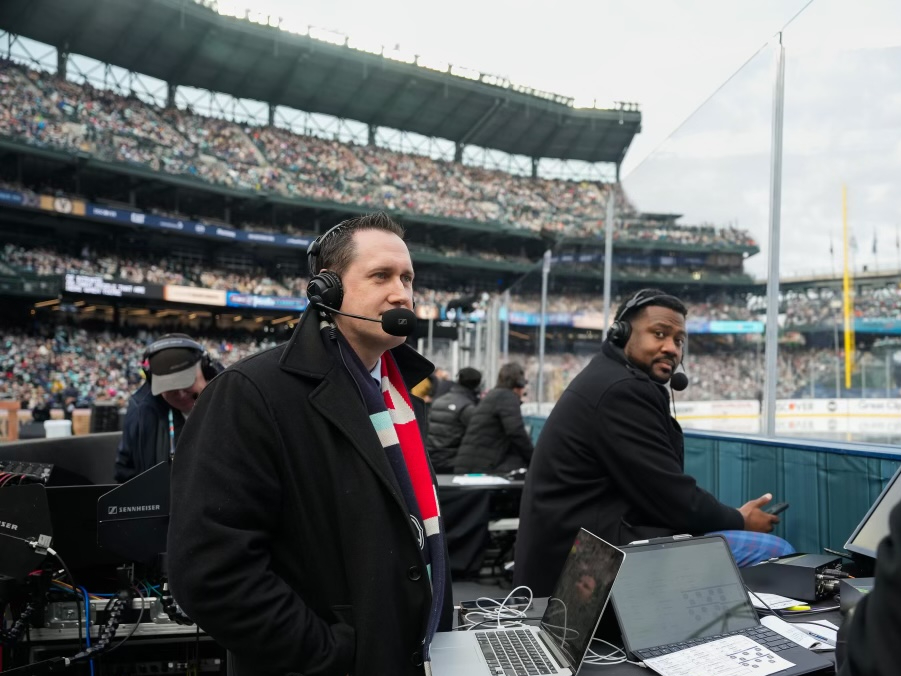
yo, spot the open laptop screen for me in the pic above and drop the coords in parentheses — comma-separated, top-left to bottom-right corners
(846, 465, 901, 558)
(540, 529, 625, 670)
(612, 537, 758, 652)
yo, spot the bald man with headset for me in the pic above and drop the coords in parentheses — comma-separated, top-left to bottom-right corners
(514, 288, 794, 596)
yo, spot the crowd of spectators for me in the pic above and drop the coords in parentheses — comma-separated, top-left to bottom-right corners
(7, 241, 901, 329)
(752, 287, 901, 328)
(0, 327, 278, 415)
(0, 322, 875, 415)
(3, 243, 309, 297)
(0, 59, 758, 248)
(514, 346, 862, 404)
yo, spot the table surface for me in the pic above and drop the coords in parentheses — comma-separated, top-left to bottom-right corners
(451, 597, 841, 675)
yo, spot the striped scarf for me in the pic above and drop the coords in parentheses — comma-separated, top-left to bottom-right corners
(326, 326, 447, 667)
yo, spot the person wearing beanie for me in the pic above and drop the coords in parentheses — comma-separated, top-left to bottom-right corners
(426, 367, 482, 473)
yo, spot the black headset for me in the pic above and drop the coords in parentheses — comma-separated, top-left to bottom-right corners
(143, 335, 218, 382)
(306, 221, 348, 311)
(608, 289, 681, 348)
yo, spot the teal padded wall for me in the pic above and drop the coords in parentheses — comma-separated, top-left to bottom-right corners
(524, 415, 900, 555)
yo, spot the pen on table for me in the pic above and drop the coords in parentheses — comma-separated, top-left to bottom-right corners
(802, 629, 835, 645)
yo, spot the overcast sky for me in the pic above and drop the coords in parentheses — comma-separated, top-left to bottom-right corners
(247, 0, 901, 279)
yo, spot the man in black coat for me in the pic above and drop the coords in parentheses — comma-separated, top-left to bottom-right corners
(515, 289, 788, 596)
(837, 499, 901, 675)
(426, 367, 482, 473)
(453, 362, 534, 474)
(168, 214, 452, 676)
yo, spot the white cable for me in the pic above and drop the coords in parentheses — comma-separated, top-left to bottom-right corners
(461, 585, 534, 630)
(583, 637, 646, 667)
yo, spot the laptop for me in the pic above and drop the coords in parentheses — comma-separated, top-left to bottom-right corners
(430, 528, 625, 676)
(611, 535, 833, 675)
(845, 464, 901, 559)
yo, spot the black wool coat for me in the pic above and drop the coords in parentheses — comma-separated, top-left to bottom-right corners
(514, 340, 744, 596)
(453, 388, 534, 474)
(167, 308, 453, 676)
(426, 383, 479, 473)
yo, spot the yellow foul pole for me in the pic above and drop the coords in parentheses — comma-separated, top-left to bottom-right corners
(842, 185, 855, 389)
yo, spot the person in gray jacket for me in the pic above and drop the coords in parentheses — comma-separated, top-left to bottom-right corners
(426, 367, 482, 473)
(453, 362, 533, 474)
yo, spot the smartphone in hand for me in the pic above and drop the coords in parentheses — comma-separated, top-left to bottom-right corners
(765, 501, 789, 516)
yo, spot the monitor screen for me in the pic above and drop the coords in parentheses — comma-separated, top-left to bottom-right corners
(846, 466, 901, 558)
(540, 529, 625, 670)
(612, 537, 759, 652)
(46, 484, 123, 571)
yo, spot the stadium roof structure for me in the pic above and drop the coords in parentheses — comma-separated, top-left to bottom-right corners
(0, 0, 642, 166)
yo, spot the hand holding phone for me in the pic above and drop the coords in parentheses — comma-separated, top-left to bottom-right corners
(765, 501, 789, 516)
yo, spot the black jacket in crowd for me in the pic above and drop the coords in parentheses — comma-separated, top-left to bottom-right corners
(453, 387, 533, 474)
(837, 499, 901, 675)
(167, 307, 453, 676)
(514, 340, 744, 596)
(426, 383, 479, 473)
(114, 382, 184, 483)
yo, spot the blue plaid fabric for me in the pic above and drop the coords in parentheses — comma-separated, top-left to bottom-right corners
(707, 530, 795, 567)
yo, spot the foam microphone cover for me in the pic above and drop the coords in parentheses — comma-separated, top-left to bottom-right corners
(382, 308, 418, 336)
(670, 371, 689, 391)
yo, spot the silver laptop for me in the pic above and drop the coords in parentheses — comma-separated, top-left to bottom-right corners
(430, 528, 625, 676)
(845, 464, 901, 559)
(611, 535, 833, 675)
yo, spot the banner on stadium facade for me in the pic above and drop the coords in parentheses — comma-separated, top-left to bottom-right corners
(64, 274, 164, 300)
(39, 195, 86, 216)
(163, 285, 228, 306)
(777, 398, 901, 416)
(226, 292, 306, 311)
(0, 186, 310, 250)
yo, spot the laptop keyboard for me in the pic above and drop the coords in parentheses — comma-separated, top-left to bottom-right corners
(476, 629, 559, 675)
(635, 625, 798, 660)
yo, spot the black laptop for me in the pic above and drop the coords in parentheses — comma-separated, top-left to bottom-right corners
(611, 535, 833, 675)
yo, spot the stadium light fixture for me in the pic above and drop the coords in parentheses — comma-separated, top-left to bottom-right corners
(195, 0, 580, 108)
(246, 11, 270, 26)
(310, 27, 347, 46)
(450, 65, 480, 81)
(418, 56, 450, 73)
(347, 36, 384, 56)
(280, 17, 306, 35)
(213, 0, 244, 19)
(386, 48, 416, 65)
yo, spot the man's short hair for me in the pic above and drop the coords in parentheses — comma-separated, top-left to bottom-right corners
(497, 362, 527, 390)
(317, 212, 405, 277)
(614, 288, 688, 324)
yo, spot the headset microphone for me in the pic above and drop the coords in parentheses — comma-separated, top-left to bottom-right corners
(670, 371, 689, 392)
(314, 304, 418, 337)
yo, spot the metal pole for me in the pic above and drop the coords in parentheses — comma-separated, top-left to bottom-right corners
(474, 316, 483, 374)
(602, 192, 616, 330)
(763, 34, 786, 437)
(502, 290, 511, 362)
(887, 352, 891, 398)
(537, 250, 551, 408)
(834, 316, 841, 398)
